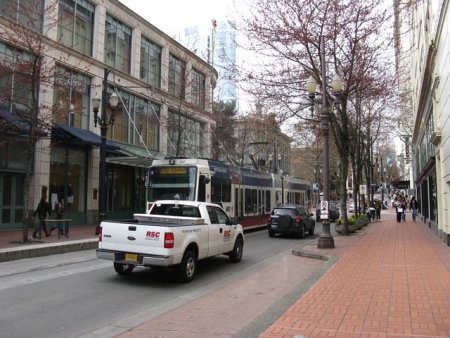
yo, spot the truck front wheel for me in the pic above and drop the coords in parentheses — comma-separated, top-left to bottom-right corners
(229, 236, 244, 263)
(176, 250, 196, 283)
(114, 262, 134, 275)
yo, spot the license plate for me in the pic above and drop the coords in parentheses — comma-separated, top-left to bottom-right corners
(271, 224, 277, 229)
(125, 253, 138, 262)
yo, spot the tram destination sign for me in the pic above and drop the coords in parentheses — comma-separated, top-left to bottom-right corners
(159, 167, 188, 175)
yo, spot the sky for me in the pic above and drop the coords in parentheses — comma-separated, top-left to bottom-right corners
(118, 0, 240, 38)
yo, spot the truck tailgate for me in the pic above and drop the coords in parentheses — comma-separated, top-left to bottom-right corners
(99, 221, 167, 256)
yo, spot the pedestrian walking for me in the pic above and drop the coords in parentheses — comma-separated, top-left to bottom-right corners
(374, 199, 381, 221)
(49, 200, 64, 235)
(410, 196, 419, 221)
(402, 195, 408, 221)
(395, 196, 406, 223)
(32, 197, 52, 239)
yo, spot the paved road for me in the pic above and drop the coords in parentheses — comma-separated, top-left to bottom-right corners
(0, 229, 324, 338)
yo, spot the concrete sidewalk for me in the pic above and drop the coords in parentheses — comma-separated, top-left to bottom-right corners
(0, 224, 98, 262)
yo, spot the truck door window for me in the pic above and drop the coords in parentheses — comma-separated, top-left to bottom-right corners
(215, 208, 230, 224)
(206, 206, 219, 224)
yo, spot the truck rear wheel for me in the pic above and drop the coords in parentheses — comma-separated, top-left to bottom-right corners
(114, 262, 134, 275)
(176, 250, 196, 283)
(229, 236, 243, 263)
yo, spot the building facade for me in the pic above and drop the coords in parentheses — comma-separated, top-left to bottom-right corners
(399, 0, 450, 245)
(182, 19, 238, 104)
(234, 112, 291, 175)
(0, 0, 217, 229)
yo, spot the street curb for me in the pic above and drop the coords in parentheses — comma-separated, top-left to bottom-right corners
(0, 239, 98, 262)
(291, 247, 330, 261)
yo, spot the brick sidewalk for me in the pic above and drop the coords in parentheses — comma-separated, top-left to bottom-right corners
(261, 212, 450, 338)
(112, 212, 450, 338)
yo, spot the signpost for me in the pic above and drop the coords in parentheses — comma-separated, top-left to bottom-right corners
(320, 200, 329, 219)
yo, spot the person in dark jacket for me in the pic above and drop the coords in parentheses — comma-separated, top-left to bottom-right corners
(410, 196, 419, 221)
(395, 196, 406, 223)
(32, 197, 51, 239)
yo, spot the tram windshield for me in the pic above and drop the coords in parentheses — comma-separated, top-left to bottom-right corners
(148, 166, 197, 201)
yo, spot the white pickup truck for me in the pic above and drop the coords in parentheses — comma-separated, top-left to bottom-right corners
(96, 200, 244, 282)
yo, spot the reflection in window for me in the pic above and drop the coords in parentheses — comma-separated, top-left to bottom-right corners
(167, 111, 202, 157)
(140, 37, 161, 88)
(0, 41, 36, 118)
(53, 66, 91, 129)
(57, 0, 94, 56)
(104, 15, 132, 74)
(105, 88, 160, 151)
(0, 0, 44, 32)
(168, 54, 185, 98)
(192, 68, 205, 109)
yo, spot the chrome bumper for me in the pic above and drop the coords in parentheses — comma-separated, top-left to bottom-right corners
(96, 249, 175, 267)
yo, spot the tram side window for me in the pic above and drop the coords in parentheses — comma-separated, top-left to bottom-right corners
(265, 190, 271, 212)
(222, 182, 231, 202)
(252, 189, 257, 213)
(245, 189, 252, 212)
(211, 178, 221, 203)
(211, 178, 231, 203)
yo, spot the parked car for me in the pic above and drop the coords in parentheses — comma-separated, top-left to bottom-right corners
(267, 204, 315, 238)
(316, 201, 340, 222)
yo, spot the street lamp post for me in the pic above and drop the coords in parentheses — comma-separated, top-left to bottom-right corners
(92, 68, 119, 234)
(306, 39, 343, 249)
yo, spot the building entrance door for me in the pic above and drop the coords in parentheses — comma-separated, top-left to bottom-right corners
(0, 173, 25, 229)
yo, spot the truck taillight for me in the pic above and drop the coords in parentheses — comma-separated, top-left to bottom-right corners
(98, 226, 102, 242)
(164, 232, 174, 248)
(295, 215, 302, 222)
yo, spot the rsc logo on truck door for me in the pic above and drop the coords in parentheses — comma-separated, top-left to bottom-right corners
(223, 229, 231, 242)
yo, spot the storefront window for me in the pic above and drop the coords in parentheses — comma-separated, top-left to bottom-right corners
(53, 66, 91, 129)
(49, 147, 86, 212)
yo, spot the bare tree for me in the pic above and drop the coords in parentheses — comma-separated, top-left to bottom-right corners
(211, 99, 237, 161)
(0, 0, 68, 242)
(237, 0, 404, 234)
(163, 55, 214, 158)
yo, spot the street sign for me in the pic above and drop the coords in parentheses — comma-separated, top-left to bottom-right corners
(320, 200, 329, 219)
(359, 184, 367, 195)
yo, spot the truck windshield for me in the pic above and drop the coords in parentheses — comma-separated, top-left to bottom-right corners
(148, 166, 197, 201)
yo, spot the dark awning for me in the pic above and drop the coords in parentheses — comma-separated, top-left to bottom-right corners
(0, 108, 31, 135)
(52, 123, 118, 150)
(106, 142, 157, 168)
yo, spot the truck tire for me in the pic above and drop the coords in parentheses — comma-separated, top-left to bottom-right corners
(229, 236, 243, 263)
(114, 262, 134, 275)
(268, 229, 275, 237)
(176, 250, 196, 283)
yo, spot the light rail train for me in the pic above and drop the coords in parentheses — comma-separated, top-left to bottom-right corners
(146, 158, 313, 229)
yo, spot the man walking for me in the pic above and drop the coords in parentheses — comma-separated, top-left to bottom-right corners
(32, 197, 52, 239)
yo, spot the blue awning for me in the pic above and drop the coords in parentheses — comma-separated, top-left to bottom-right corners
(0, 108, 31, 134)
(52, 123, 118, 149)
